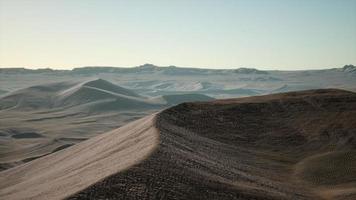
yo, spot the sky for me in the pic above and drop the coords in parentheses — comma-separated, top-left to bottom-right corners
(0, 0, 355, 70)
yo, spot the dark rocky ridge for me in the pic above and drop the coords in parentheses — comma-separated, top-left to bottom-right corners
(68, 89, 356, 200)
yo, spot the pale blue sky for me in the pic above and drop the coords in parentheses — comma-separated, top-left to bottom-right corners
(0, 0, 355, 70)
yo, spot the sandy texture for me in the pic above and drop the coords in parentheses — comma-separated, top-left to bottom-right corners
(0, 114, 159, 200)
(68, 89, 356, 200)
(0, 79, 212, 170)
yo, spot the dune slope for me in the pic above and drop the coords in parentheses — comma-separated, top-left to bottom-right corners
(0, 79, 214, 171)
(67, 89, 356, 200)
(0, 115, 159, 200)
(0, 79, 145, 110)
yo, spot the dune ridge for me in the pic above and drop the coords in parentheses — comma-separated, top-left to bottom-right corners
(0, 79, 213, 171)
(0, 114, 159, 200)
(0, 78, 213, 111)
(67, 89, 356, 200)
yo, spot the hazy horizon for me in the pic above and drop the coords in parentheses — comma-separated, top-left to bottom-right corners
(0, 63, 354, 71)
(1, 0, 356, 70)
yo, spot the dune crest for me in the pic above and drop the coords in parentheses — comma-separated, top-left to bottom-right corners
(0, 114, 159, 200)
(0, 79, 214, 171)
(67, 89, 356, 200)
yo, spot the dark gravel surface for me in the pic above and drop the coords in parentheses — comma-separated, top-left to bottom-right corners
(68, 89, 356, 200)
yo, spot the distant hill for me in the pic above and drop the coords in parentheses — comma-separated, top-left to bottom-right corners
(0, 64, 354, 76)
(71, 64, 220, 75)
(234, 67, 268, 74)
(343, 65, 356, 74)
(0, 68, 66, 74)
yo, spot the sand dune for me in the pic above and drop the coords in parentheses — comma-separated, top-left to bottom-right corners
(1, 65, 356, 99)
(66, 89, 355, 200)
(1, 89, 355, 199)
(0, 78, 213, 111)
(0, 79, 214, 171)
(0, 114, 159, 200)
(55, 79, 145, 107)
(0, 79, 145, 110)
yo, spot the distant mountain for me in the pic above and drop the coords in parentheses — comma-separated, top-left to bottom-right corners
(0, 64, 269, 76)
(343, 65, 356, 74)
(1, 64, 354, 77)
(70, 64, 270, 76)
(0, 68, 65, 74)
(71, 64, 218, 75)
(234, 67, 268, 74)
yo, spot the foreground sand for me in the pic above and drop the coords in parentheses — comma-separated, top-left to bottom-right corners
(68, 89, 356, 200)
(0, 114, 159, 200)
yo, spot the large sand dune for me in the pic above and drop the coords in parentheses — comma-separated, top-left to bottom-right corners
(67, 89, 355, 200)
(0, 79, 147, 110)
(0, 78, 213, 111)
(0, 79, 213, 171)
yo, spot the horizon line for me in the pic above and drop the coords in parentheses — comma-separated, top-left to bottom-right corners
(0, 63, 354, 71)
